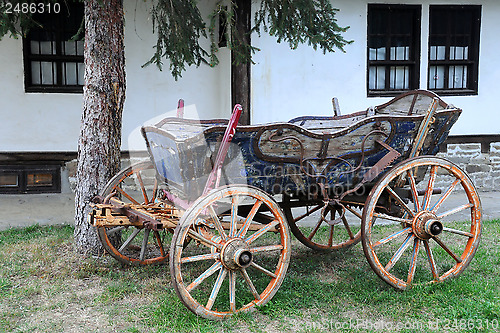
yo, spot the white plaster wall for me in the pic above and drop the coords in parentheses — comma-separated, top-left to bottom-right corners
(251, 0, 500, 135)
(0, 36, 82, 151)
(0, 0, 231, 152)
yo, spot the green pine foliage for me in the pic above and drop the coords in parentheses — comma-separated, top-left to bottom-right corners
(143, 0, 211, 79)
(254, 0, 352, 53)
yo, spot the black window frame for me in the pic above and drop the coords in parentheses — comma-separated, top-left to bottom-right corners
(22, 2, 84, 93)
(0, 165, 61, 194)
(367, 4, 422, 97)
(427, 5, 481, 96)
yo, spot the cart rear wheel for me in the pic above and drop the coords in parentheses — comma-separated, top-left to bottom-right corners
(283, 197, 362, 251)
(362, 156, 481, 290)
(170, 185, 291, 319)
(97, 160, 172, 266)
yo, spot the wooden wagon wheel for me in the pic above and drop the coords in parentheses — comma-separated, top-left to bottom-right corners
(283, 197, 362, 251)
(170, 185, 291, 319)
(361, 156, 481, 290)
(97, 160, 173, 266)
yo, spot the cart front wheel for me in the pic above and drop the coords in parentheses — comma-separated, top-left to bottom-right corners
(170, 185, 291, 319)
(362, 156, 481, 290)
(97, 160, 172, 266)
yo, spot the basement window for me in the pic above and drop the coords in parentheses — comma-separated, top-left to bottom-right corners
(0, 165, 61, 194)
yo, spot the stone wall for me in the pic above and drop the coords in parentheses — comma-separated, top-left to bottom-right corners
(437, 142, 500, 192)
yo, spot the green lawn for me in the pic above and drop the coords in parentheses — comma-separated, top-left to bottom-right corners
(0, 221, 498, 332)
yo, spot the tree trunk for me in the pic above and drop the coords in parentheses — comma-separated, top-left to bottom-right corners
(74, 0, 126, 255)
(231, 0, 251, 125)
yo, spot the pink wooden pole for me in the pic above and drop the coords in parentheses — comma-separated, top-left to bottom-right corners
(202, 104, 243, 195)
(176, 99, 184, 118)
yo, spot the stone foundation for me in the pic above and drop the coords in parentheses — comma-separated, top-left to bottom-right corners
(437, 142, 500, 192)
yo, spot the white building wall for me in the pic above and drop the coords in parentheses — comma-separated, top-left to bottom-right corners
(251, 0, 500, 136)
(0, 0, 231, 152)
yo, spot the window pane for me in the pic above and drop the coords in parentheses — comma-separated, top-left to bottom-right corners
(390, 46, 409, 61)
(64, 41, 77, 55)
(0, 174, 19, 187)
(78, 63, 85, 85)
(40, 41, 56, 55)
(31, 61, 41, 85)
(27, 173, 53, 187)
(63, 62, 78, 85)
(41, 62, 55, 85)
(429, 46, 446, 61)
(449, 46, 468, 60)
(448, 66, 467, 89)
(429, 66, 445, 89)
(390, 66, 409, 89)
(369, 66, 385, 90)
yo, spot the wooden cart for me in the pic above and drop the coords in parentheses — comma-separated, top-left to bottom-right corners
(89, 90, 481, 319)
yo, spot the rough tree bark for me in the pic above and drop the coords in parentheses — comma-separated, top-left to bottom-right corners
(74, 0, 126, 254)
(231, 0, 251, 125)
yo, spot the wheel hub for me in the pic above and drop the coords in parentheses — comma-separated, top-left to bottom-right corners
(412, 211, 443, 240)
(220, 238, 253, 270)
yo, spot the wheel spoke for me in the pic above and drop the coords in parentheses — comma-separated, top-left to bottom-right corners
(115, 186, 140, 205)
(245, 220, 279, 245)
(293, 204, 323, 223)
(422, 165, 438, 210)
(250, 244, 283, 253)
(341, 215, 354, 240)
(181, 252, 220, 264)
(229, 271, 236, 312)
(186, 261, 222, 292)
(437, 203, 474, 219)
(206, 268, 227, 311)
(385, 234, 414, 272)
(373, 212, 411, 224)
(153, 230, 165, 257)
(237, 200, 263, 238)
(328, 225, 334, 247)
(187, 228, 222, 250)
(433, 236, 462, 263)
(307, 217, 324, 241)
(407, 238, 420, 285)
(442, 227, 474, 238)
(250, 262, 277, 278)
(240, 268, 261, 300)
(139, 228, 151, 261)
(106, 226, 125, 236)
(118, 228, 141, 252)
(423, 240, 439, 280)
(431, 178, 461, 213)
(152, 178, 158, 202)
(135, 171, 149, 204)
(407, 169, 421, 212)
(208, 205, 227, 242)
(373, 227, 412, 248)
(385, 185, 415, 217)
(230, 195, 239, 238)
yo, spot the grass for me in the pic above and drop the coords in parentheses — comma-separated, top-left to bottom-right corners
(0, 221, 499, 332)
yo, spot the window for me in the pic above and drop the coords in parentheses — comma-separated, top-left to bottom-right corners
(23, 2, 84, 93)
(367, 5, 421, 96)
(0, 165, 61, 194)
(428, 5, 481, 95)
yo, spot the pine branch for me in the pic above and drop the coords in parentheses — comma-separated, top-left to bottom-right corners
(254, 0, 353, 54)
(144, 0, 212, 79)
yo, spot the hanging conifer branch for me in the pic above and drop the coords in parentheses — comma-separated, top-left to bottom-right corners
(254, 0, 352, 53)
(144, 0, 212, 79)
